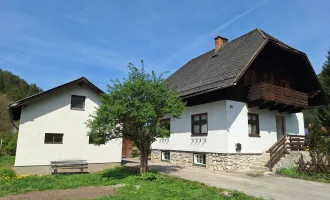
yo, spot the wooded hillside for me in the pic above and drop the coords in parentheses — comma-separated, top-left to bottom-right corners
(0, 69, 43, 133)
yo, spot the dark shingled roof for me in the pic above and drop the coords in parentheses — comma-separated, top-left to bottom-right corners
(166, 28, 302, 97)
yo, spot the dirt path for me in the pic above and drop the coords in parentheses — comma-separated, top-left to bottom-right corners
(0, 184, 125, 200)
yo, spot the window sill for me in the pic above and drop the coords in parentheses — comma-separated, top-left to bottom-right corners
(44, 143, 63, 144)
(70, 108, 85, 111)
(191, 133, 208, 137)
(161, 160, 170, 162)
(193, 163, 206, 167)
(249, 134, 260, 138)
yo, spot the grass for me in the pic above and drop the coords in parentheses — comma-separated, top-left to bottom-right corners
(0, 156, 15, 168)
(276, 167, 330, 183)
(0, 166, 263, 199)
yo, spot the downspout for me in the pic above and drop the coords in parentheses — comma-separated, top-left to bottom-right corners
(7, 107, 19, 131)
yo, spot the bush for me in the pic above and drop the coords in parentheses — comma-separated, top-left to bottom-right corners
(0, 168, 16, 178)
(140, 172, 157, 181)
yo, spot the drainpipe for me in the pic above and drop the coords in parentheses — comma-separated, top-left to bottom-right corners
(7, 107, 19, 131)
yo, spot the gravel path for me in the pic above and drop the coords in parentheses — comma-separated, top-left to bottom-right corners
(0, 184, 125, 200)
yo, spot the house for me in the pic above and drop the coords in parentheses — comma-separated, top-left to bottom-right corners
(151, 29, 328, 171)
(7, 77, 122, 175)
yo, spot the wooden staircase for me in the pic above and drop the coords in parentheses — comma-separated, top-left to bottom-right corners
(266, 135, 307, 171)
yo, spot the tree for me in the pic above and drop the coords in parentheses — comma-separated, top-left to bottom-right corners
(307, 117, 328, 165)
(86, 63, 186, 174)
(0, 94, 12, 133)
(318, 50, 330, 131)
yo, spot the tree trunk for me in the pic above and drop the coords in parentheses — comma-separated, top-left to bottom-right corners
(139, 142, 150, 175)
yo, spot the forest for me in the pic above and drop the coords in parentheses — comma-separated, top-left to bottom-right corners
(0, 69, 43, 155)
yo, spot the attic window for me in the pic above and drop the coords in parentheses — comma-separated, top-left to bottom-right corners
(71, 95, 85, 110)
(245, 71, 256, 86)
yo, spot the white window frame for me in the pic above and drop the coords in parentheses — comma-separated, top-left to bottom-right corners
(193, 153, 206, 166)
(161, 151, 170, 161)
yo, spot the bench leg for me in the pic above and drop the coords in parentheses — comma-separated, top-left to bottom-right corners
(54, 169, 57, 175)
(81, 168, 83, 174)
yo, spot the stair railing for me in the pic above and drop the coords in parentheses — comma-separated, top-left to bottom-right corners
(267, 135, 307, 171)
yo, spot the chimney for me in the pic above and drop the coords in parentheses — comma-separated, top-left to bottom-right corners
(214, 36, 228, 52)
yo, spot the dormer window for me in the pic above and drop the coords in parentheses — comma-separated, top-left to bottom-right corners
(245, 71, 256, 86)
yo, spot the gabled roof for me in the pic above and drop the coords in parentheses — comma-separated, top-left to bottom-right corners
(166, 28, 321, 98)
(8, 77, 103, 121)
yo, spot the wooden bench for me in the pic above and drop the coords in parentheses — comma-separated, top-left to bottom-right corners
(50, 160, 88, 174)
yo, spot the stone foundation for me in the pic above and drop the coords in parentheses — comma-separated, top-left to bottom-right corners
(151, 150, 259, 171)
(273, 151, 311, 171)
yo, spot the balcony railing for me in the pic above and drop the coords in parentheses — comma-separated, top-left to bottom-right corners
(247, 82, 308, 108)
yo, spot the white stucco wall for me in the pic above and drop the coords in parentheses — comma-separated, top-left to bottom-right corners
(15, 83, 122, 166)
(151, 101, 229, 153)
(152, 100, 304, 154)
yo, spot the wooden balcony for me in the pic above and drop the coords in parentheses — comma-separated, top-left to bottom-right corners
(247, 82, 308, 113)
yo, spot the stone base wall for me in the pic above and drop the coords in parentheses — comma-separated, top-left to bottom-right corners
(273, 151, 311, 171)
(151, 150, 259, 171)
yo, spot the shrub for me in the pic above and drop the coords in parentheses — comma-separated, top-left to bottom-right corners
(140, 172, 157, 181)
(0, 168, 16, 178)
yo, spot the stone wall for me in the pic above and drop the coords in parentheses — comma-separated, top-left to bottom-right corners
(273, 151, 311, 171)
(151, 150, 259, 171)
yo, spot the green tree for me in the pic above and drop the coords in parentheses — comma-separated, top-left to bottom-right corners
(307, 117, 328, 165)
(0, 94, 12, 133)
(86, 63, 186, 174)
(318, 50, 330, 130)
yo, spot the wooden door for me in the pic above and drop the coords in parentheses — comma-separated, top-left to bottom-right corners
(122, 138, 133, 158)
(276, 116, 285, 140)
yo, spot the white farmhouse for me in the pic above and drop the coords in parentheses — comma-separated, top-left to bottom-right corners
(151, 29, 328, 171)
(8, 77, 122, 175)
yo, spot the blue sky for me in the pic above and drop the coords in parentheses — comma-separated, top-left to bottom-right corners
(0, 0, 330, 91)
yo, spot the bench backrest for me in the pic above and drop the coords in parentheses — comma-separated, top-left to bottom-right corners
(50, 160, 88, 166)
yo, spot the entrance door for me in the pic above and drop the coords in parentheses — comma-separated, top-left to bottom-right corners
(276, 116, 285, 140)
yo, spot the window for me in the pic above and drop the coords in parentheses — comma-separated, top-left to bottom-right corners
(44, 133, 63, 144)
(264, 73, 274, 84)
(245, 71, 256, 86)
(161, 118, 171, 132)
(89, 136, 105, 145)
(248, 113, 260, 137)
(281, 80, 290, 89)
(161, 151, 170, 161)
(191, 113, 208, 136)
(193, 153, 206, 166)
(71, 95, 85, 110)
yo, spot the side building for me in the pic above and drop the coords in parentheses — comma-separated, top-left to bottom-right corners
(8, 77, 122, 175)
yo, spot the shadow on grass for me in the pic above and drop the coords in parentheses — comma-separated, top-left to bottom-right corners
(102, 167, 140, 179)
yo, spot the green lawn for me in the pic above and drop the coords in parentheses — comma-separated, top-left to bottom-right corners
(276, 167, 330, 184)
(0, 166, 262, 199)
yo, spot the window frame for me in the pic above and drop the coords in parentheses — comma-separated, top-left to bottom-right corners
(193, 153, 206, 166)
(70, 95, 86, 111)
(44, 133, 64, 144)
(248, 113, 260, 137)
(160, 118, 171, 132)
(161, 151, 170, 161)
(191, 113, 208, 136)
